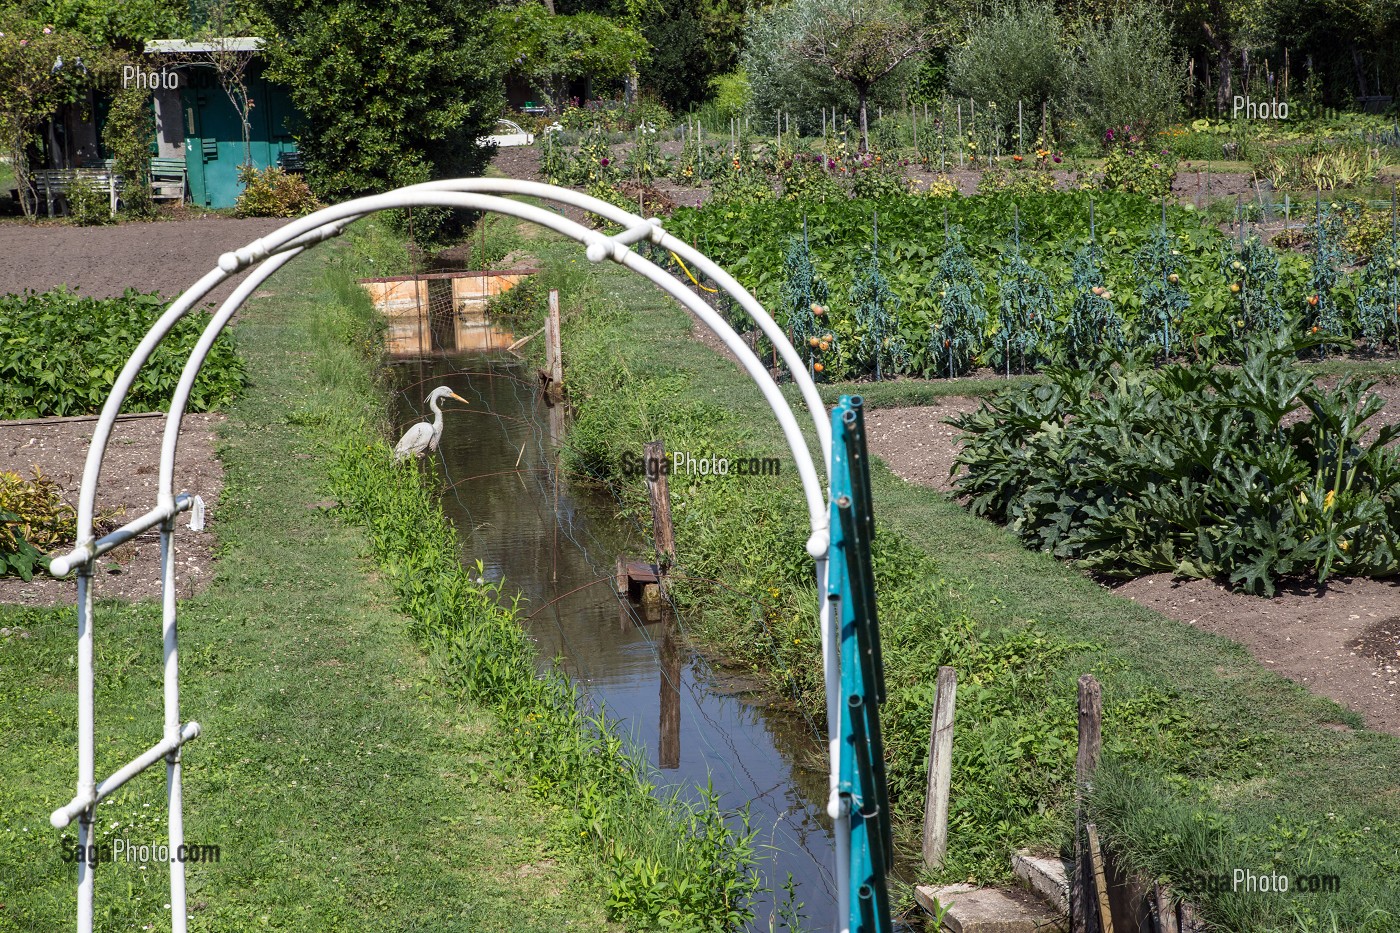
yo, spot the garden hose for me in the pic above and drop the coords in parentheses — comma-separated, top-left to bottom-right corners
(669, 251, 719, 293)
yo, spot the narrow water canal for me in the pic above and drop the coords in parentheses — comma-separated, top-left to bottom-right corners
(391, 352, 838, 928)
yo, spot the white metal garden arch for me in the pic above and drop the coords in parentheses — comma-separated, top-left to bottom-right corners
(46, 179, 854, 933)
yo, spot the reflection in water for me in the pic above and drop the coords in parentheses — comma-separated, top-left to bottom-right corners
(389, 353, 838, 929)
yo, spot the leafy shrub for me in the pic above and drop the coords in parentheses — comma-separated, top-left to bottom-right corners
(949, 0, 1067, 121)
(1065, 3, 1184, 148)
(977, 165, 1057, 196)
(0, 469, 75, 580)
(1099, 146, 1177, 197)
(953, 337, 1400, 595)
(65, 179, 113, 226)
(259, 0, 501, 201)
(917, 174, 961, 199)
(847, 156, 909, 199)
(0, 288, 244, 419)
(1254, 140, 1389, 191)
(483, 275, 544, 323)
(234, 165, 322, 218)
(777, 153, 844, 202)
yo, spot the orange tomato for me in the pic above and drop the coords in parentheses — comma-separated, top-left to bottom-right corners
(813, 362, 825, 373)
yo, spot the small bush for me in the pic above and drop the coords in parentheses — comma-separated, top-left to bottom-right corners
(65, 180, 114, 226)
(0, 469, 75, 580)
(234, 165, 322, 218)
(1099, 146, 1177, 197)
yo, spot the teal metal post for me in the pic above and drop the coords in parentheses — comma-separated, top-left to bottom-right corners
(828, 395, 893, 933)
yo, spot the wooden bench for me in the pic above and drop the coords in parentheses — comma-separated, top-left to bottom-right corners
(149, 157, 186, 203)
(26, 157, 188, 217)
(28, 166, 120, 218)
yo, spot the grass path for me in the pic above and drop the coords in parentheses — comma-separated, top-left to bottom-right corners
(0, 242, 616, 932)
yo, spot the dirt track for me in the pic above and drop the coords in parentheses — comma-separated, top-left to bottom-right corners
(0, 216, 284, 303)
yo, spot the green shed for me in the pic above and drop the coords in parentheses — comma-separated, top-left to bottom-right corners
(146, 39, 303, 209)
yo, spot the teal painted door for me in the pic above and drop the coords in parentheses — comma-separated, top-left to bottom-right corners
(182, 63, 299, 209)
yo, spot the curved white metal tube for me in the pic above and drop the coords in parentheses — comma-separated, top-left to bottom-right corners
(56, 178, 847, 930)
(127, 190, 829, 550)
(391, 178, 833, 472)
(156, 249, 302, 503)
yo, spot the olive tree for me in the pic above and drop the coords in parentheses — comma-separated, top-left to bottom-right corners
(948, 0, 1067, 119)
(745, 0, 932, 149)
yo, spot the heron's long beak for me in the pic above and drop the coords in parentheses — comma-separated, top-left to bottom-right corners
(449, 393, 469, 404)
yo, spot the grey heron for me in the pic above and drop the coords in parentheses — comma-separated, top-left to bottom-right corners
(394, 386, 469, 460)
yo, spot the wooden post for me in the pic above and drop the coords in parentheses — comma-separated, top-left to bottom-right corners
(1154, 883, 1179, 933)
(643, 439, 677, 584)
(659, 607, 681, 769)
(921, 666, 957, 869)
(543, 289, 563, 400)
(1072, 674, 1103, 933)
(1086, 822, 1115, 933)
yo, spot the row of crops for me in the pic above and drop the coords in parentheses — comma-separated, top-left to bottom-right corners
(664, 191, 1400, 380)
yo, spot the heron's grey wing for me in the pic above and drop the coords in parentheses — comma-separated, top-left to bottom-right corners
(394, 421, 434, 458)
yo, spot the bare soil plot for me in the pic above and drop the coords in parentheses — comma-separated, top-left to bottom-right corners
(859, 383, 1400, 736)
(0, 216, 285, 303)
(0, 412, 223, 605)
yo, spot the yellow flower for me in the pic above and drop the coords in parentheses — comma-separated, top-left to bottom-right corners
(1339, 539, 1350, 552)
(1324, 489, 1336, 510)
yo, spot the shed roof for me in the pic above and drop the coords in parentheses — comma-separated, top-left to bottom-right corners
(145, 37, 264, 54)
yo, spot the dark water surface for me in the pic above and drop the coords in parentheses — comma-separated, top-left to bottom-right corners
(390, 353, 837, 928)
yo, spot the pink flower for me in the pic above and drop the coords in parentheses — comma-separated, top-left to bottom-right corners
(19, 38, 27, 45)
(1053, 155, 1061, 163)
(600, 157, 609, 166)
(42, 26, 52, 34)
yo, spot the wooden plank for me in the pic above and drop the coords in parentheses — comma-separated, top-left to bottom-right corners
(1086, 823, 1114, 933)
(922, 665, 957, 869)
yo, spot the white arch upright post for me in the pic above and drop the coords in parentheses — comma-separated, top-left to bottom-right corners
(46, 179, 854, 933)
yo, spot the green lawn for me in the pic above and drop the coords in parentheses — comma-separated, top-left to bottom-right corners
(0, 239, 618, 931)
